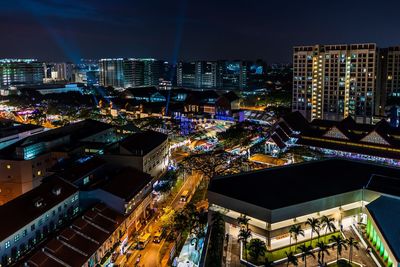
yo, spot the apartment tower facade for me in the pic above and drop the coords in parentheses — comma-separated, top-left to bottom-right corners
(293, 43, 377, 123)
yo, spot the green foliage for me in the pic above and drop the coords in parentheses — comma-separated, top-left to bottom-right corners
(217, 122, 252, 148)
(205, 212, 225, 267)
(248, 238, 267, 261)
(154, 170, 178, 193)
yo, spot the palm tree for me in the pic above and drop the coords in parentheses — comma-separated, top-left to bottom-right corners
(285, 251, 298, 267)
(346, 237, 359, 264)
(248, 238, 267, 262)
(321, 216, 336, 241)
(329, 235, 348, 262)
(316, 241, 330, 266)
(289, 225, 305, 251)
(211, 212, 225, 238)
(306, 218, 320, 245)
(238, 227, 252, 261)
(297, 244, 315, 267)
(263, 257, 274, 267)
(237, 214, 251, 229)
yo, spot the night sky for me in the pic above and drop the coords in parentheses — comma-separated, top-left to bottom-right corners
(1, 0, 400, 63)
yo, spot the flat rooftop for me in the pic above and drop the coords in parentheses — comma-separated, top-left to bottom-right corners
(367, 196, 400, 261)
(209, 158, 400, 210)
(56, 156, 106, 184)
(0, 121, 43, 139)
(120, 130, 167, 155)
(0, 119, 114, 159)
(101, 167, 152, 200)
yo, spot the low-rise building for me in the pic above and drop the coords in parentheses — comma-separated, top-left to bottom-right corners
(0, 120, 119, 204)
(208, 158, 400, 266)
(26, 203, 125, 267)
(0, 120, 44, 150)
(0, 177, 78, 266)
(102, 130, 169, 179)
(267, 111, 400, 166)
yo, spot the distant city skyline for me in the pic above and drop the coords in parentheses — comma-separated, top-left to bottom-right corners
(2, 0, 400, 63)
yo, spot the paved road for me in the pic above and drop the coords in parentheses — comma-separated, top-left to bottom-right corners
(121, 171, 203, 267)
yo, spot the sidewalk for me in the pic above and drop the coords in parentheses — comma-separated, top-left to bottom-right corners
(224, 223, 244, 267)
(274, 229, 378, 267)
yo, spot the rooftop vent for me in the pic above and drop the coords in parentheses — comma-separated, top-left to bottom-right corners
(52, 186, 62, 196)
(34, 198, 44, 208)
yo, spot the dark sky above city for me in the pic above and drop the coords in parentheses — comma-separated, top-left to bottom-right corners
(1, 0, 400, 63)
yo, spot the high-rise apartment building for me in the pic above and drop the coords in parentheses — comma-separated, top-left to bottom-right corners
(0, 59, 44, 89)
(177, 62, 197, 87)
(377, 46, 400, 115)
(221, 60, 248, 90)
(99, 58, 164, 88)
(142, 59, 164, 86)
(293, 44, 377, 123)
(73, 59, 99, 86)
(123, 59, 144, 88)
(177, 60, 250, 89)
(99, 58, 125, 88)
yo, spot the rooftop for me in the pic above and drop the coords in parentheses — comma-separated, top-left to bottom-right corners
(209, 158, 400, 210)
(278, 112, 400, 159)
(56, 156, 106, 184)
(101, 167, 152, 201)
(0, 121, 43, 139)
(120, 130, 167, 155)
(27, 203, 123, 267)
(367, 196, 400, 261)
(0, 119, 114, 159)
(0, 177, 77, 241)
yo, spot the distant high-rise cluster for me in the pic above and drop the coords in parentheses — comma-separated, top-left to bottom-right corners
(176, 60, 264, 90)
(292, 43, 400, 123)
(0, 59, 44, 88)
(99, 58, 167, 89)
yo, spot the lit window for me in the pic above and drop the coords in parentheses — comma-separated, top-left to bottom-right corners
(5, 241, 10, 249)
(14, 234, 19, 242)
(37, 170, 42, 176)
(83, 176, 89, 185)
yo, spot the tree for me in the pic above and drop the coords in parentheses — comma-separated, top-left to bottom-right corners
(248, 238, 267, 262)
(306, 218, 320, 245)
(346, 237, 359, 264)
(297, 244, 315, 267)
(238, 228, 252, 261)
(172, 211, 189, 236)
(285, 251, 298, 267)
(289, 225, 305, 251)
(188, 207, 208, 251)
(321, 216, 336, 241)
(180, 151, 244, 180)
(217, 122, 253, 148)
(263, 257, 274, 267)
(316, 241, 330, 266)
(206, 212, 226, 267)
(329, 235, 348, 262)
(237, 214, 251, 229)
(154, 170, 178, 193)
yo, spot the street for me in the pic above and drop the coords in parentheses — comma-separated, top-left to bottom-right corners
(116, 170, 203, 267)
